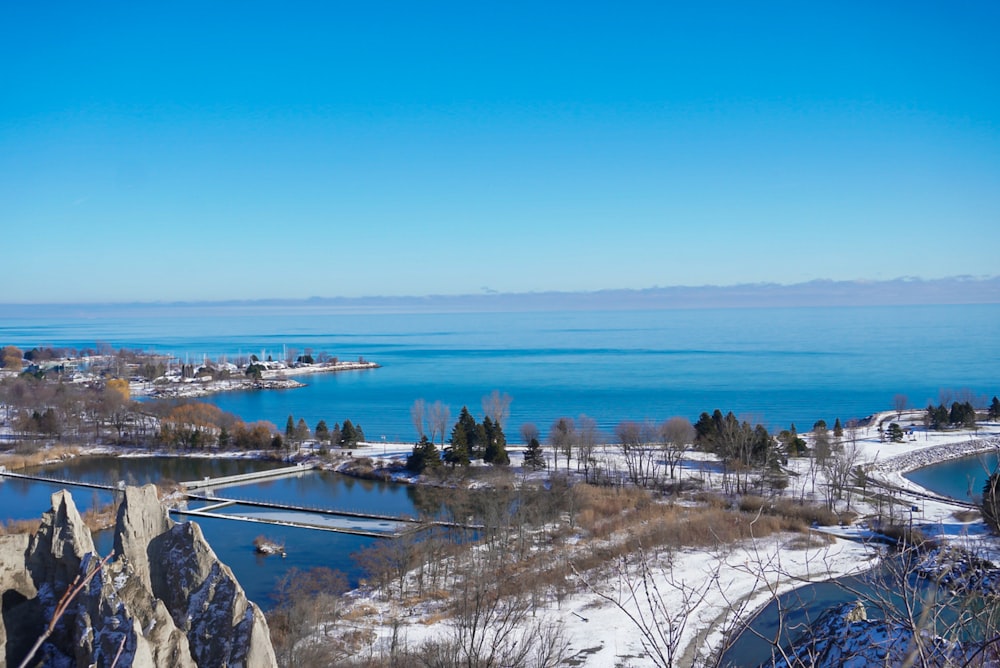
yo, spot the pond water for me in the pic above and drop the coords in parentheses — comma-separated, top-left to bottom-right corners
(8, 455, 424, 607)
(904, 451, 1000, 504)
(720, 558, 984, 666)
(723, 452, 1000, 665)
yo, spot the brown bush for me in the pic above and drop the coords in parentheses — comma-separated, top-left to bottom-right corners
(953, 508, 981, 522)
(738, 495, 839, 526)
(0, 445, 80, 471)
(1, 518, 42, 535)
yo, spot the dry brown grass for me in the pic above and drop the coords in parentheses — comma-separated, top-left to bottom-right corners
(155, 478, 182, 497)
(0, 446, 80, 470)
(574, 485, 653, 537)
(784, 533, 836, 550)
(0, 500, 117, 536)
(420, 612, 450, 625)
(953, 508, 981, 522)
(341, 604, 377, 621)
(1, 518, 42, 535)
(81, 502, 118, 532)
(738, 495, 840, 526)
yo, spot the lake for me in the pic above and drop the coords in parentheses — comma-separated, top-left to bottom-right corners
(3, 303, 997, 439)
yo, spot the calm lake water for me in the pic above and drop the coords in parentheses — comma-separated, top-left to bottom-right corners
(10, 457, 423, 606)
(3, 303, 998, 437)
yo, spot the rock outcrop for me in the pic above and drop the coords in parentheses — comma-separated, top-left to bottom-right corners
(0, 486, 277, 668)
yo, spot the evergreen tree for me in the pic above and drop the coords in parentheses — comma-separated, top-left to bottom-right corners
(340, 420, 358, 447)
(443, 439, 470, 467)
(983, 473, 1000, 534)
(522, 437, 546, 470)
(285, 415, 295, 439)
(406, 436, 441, 473)
(887, 422, 905, 442)
(218, 425, 230, 448)
(928, 403, 950, 430)
(990, 397, 1000, 421)
(833, 418, 843, 439)
(949, 401, 977, 429)
(450, 407, 481, 458)
(315, 420, 330, 442)
(295, 418, 310, 442)
(777, 425, 806, 457)
(483, 416, 509, 465)
(271, 433, 284, 450)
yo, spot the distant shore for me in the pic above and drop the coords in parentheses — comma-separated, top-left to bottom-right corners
(130, 360, 380, 399)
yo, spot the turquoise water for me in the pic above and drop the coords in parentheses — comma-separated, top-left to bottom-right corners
(2, 304, 997, 437)
(904, 452, 1000, 503)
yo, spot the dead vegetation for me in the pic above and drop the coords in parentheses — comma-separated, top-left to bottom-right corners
(0, 499, 117, 536)
(302, 480, 855, 668)
(0, 445, 80, 470)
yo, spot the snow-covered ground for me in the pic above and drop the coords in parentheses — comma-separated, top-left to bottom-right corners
(324, 422, 1000, 667)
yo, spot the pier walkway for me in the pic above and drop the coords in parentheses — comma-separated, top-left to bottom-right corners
(182, 492, 484, 537)
(0, 465, 484, 539)
(0, 469, 119, 492)
(179, 463, 313, 490)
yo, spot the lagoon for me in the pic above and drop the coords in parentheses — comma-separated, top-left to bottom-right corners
(14, 456, 423, 606)
(904, 451, 1000, 504)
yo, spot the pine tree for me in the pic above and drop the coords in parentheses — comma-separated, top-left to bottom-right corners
(444, 439, 470, 467)
(340, 420, 358, 447)
(295, 418, 310, 442)
(983, 473, 1000, 534)
(887, 422, 905, 442)
(285, 415, 295, 439)
(483, 416, 509, 465)
(218, 425, 230, 448)
(833, 418, 843, 439)
(523, 437, 546, 470)
(407, 436, 441, 473)
(990, 397, 1000, 421)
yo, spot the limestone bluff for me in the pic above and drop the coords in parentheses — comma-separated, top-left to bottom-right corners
(0, 485, 277, 668)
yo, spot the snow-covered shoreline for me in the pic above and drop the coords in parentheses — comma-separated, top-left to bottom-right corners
(869, 435, 1000, 475)
(129, 360, 379, 399)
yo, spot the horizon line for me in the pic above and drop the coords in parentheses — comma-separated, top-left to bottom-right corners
(3, 276, 999, 313)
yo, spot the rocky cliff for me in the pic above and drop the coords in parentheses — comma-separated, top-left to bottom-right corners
(0, 486, 277, 668)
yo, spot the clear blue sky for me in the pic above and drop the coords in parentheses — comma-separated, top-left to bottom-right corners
(2, 1, 998, 303)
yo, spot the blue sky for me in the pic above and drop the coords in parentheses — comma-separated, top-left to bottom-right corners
(2, 1, 998, 303)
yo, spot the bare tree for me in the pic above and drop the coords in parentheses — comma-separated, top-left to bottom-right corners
(519, 422, 539, 445)
(893, 393, 909, 419)
(267, 566, 349, 667)
(823, 439, 862, 512)
(428, 401, 452, 446)
(660, 416, 695, 481)
(411, 398, 426, 440)
(576, 414, 599, 482)
(446, 559, 568, 668)
(573, 545, 726, 668)
(549, 417, 576, 472)
(616, 420, 659, 487)
(481, 390, 512, 428)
